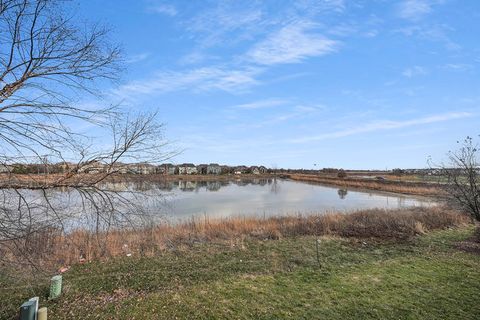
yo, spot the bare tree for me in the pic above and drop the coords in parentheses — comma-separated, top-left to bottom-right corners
(436, 136, 479, 239)
(0, 0, 173, 271)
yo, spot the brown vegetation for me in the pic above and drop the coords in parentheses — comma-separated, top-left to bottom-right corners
(3, 206, 467, 271)
(286, 173, 444, 196)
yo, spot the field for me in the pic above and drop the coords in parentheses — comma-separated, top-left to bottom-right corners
(1, 207, 479, 319)
(285, 173, 444, 196)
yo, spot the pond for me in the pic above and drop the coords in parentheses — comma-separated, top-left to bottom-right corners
(1, 177, 435, 230)
(138, 177, 434, 222)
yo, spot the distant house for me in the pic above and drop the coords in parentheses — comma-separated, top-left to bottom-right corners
(221, 165, 233, 175)
(138, 163, 157, 175)
(0, 164, 11, 174)
(207, 163, 221, 175)
(234, 165, 248, 174)
(111, 163, 129, 174)
(157, 163, 176, 175)
(78, 161, 105, 174)
(126, 163, 156, 175)
(178, 163, 197, 175)
(250, 166, 260, 175)
(258, 166, 268, 174)
(197, 164, 208, 175)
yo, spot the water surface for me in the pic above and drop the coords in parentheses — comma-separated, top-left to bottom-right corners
(151, 178, 433, 221)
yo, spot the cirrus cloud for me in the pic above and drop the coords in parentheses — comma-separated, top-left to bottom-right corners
(247, 21, 339, 65)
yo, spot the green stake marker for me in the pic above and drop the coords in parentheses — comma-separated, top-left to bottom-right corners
(49, 275, 62, 300)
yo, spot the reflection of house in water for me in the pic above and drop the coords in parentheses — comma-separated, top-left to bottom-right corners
(196, 180, 208, 189)
(252, 178, 270, 185)
(397, 197, 406, 207)
(154, 180, 175, 191)
(270, 177, 280, 194)
(178, 180, 197, 191)
(337, 189, 348, 199)
(206, 181, 221, 191)
(100, 181, 129, 191)
(256, 178, 268, 186)
(233, 179, 250, 186)
(219, 180, 230, 187)
(132, 180, 156, 191)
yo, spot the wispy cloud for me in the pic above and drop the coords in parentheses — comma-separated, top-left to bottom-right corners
(247, 21, 339, 65)
(441, 63, 473, 71)
(125, 52, 150, 64)
(113, 67, 262, 98)
(402, 66, 428, 77)
(398, 0, 432, 20)
(287, 112, 473, 143)
(148, 3, 177, 16)
(186, 3, 263, 48)
(295, 0, 346, 14)
(396, 24, 460, 50)
(231, 99, 288, 110)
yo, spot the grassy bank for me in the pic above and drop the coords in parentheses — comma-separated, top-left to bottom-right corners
(286, 173, 443, 197)
(1, 206, 478, 319)
(1, 226, 479, 319)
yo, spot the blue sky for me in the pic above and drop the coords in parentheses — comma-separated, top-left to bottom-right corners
(76, 0, 479, 169)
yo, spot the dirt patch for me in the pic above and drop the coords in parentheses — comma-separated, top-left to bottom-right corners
(455, 238, 480, 255)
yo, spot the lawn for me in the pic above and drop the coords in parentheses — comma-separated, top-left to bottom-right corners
(1, 227, 480, 319)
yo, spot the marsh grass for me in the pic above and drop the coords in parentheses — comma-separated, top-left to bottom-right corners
(7, 206, 467, 270)
(287, 173, 443, 196)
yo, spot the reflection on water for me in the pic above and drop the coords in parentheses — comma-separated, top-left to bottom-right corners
(104, 178, 433, 222)
(337, 188, 348, 199)
(5, 178, 435, 228)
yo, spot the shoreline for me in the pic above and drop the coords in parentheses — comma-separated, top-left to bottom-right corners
(0, 173, 443, 198)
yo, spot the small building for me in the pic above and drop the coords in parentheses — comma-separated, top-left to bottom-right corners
(109, 162, 128, 174)
(126, 163, 156, 174)
(78, 161, 105, 174)
(234, 165, 248, 174)
(178, 163, 197, 175)
(250, 166, 260, 175)
(207, 163, 221, 175)
(258, 166, 268, 174)
(0, 164, 11, 174)
(221, 165, 233, 175)
(197, 164, 208, 175)
(158, 163, 177, 175)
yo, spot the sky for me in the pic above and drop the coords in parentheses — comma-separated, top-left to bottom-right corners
(75, 0, 479, 169)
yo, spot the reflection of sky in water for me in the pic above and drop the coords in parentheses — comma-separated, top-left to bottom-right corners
(4, 179, 435, 230)
(154, 179, 434, 222)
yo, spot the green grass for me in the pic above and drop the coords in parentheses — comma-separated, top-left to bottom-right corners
(2, 228, 480, 319)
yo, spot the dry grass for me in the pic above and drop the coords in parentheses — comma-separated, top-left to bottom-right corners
(286, 173, 444, 196)
(6, 206, 466, 270)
